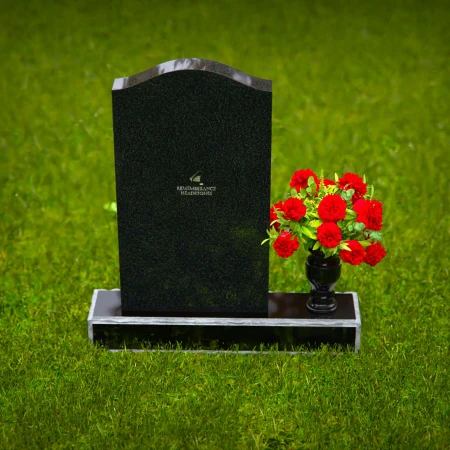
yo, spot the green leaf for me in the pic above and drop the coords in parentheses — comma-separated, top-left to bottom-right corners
(290, 188, 298, 198)
(326, 184, 336, 194)
(335, 173, 339, 182)
(261, 238, 270, 245)
(301, 226, 317, 240)
(309, 219, 323, 228)
(369, 231, 383, 241)
(346, 189, 355, 197)
(104, 202, 117, 213)
(309, 183, 317, 192)
(359, 240, 372, 247)
(290, 221, 302, 233)
(268, 228, 279, 239)
(347, 224, 354, 231)
(312, 240, 321, 251)
(339, 243, 351, 251)
(307, 176, 315, 187)
(363, 174, 366, 184)
(346, 208, 356, 216)
(354, 222, 365, 231)
(306, 187, 312, 194)
(344, 214, 354, 220)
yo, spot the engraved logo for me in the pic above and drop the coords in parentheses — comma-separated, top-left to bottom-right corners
(189, 171, 203, 185)
(177, 171, 216, 196)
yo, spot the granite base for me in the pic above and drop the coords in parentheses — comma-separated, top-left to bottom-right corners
(88, 290, 361, 353)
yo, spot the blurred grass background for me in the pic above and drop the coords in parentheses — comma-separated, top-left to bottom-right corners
(0, 0, 449, 448)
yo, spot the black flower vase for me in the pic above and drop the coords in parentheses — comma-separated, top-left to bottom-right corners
(306, 250, 341, 314)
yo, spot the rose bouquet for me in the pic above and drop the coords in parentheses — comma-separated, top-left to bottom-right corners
(263, 168, 386, 266)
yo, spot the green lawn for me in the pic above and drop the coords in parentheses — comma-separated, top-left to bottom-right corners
(1, 0, 449, 448)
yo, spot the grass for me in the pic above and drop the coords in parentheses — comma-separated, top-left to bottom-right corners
(1, 0, 449, 448)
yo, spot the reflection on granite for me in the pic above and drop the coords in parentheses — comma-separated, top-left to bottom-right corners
(269, 293, 356, 320)
(112, 60, 272, 316)
(113, 58, 271, 92)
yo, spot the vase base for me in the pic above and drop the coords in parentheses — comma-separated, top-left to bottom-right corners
(306, 297, 338, 314)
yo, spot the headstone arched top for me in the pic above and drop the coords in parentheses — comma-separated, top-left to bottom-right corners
(112, 58, 272, 92)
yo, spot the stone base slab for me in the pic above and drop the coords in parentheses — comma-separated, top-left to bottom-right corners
(88, 290, 361, 353)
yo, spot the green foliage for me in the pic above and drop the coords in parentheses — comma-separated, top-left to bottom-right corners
(309, 219, 323, 228)
(340, 188, 355, 201)
(1, 0, 449, 448)
(367, 230, 383, 242)
(298, 188, 308, 199)
(103, 202, 117, 213)
(289, 221, 302, 235)
(300, 226, 316, 240)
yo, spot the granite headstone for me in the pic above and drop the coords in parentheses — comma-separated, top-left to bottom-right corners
(112, 58, 272, 317)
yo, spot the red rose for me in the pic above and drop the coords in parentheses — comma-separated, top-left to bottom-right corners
(270, 200, 284, 231)
(338, 173, 367, 203)
(340, 240, 365, 265)
(282, 197, 307, 221)
(364, 242, 386, 266)
(354, 199, 383, 231)
(323, 179, 335, 187)
(273, 232, 300, 258)
(318, 194, 347, 222)
(353, 199, 367, 225)
(317, 222, 342, 248)
(365, 200, 383, 231)
(289, 168, 319, 193)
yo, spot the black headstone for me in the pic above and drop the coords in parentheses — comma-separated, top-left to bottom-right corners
(112, 58, 272, 317)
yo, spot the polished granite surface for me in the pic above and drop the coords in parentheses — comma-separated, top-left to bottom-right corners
(112, 59, 272, 316)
